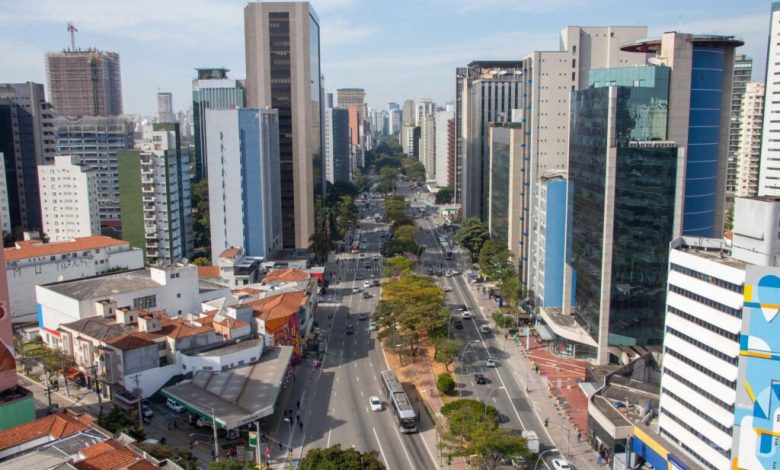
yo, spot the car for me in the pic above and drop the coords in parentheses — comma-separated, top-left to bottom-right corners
(486, 358, 497, 367)
(359, 253, 366, 259)
(480, 324, 490, 333)
(426, 268, 434, 275)
(373, 256, 379, 262)
(453, 320, 464, 329)
(445, 270, 453, 277)
(345, 324, 354, 335)
(443, 286, 452, 292)
(352, 287, 360, 293)
(364, 263, 372, 269)
(474, 373, 486, 385)
(372, 279, 380, 286)
(369, 321, 378, 331)
(455, 305, 467, 312)
(552, 459, 571, 470)
(363, 281, 370, 288)
(369, 396, 383, 412)
(362, 291, 371, 299)
(196, 417, 213, 428)
(358, 313, 369, 321)
(452, 269, 461, 275)
(461, 311, 473, 320)
(166, 398, 185, 413)
(141, 403, 153, 418)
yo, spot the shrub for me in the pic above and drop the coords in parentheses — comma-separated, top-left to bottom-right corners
(436, 372, 456, 395)
(492, 311, 515, 329)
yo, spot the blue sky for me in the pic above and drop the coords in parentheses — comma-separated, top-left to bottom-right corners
(0, 0, 772, 115)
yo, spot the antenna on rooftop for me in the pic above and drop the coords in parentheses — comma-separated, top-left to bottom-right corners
(67, 22, 78, 51)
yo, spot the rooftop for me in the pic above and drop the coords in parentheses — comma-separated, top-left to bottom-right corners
(219, 248, 241, 259)
(43, 269, 159, 300)
(196, 266, 220, 279)
(249, 290, 307, 322)
(5, 236, 130, 262)
(0, 410, 93, 452)
(261, 268, 309, 284)
(620, 33, 744, 53)
(162, 346, 293, 429)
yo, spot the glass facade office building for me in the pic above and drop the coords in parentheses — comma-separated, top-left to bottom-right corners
(570, 66, 679, 353)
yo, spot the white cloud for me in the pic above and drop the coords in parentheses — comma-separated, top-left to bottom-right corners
(441, 0, 591, 15)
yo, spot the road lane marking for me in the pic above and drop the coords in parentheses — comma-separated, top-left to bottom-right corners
(372, 427, 391, 470)
(393, 426, 416, 470)
(327, 429, 332, 448)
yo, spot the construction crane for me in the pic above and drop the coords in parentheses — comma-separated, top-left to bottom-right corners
(67, 22, 77, 51)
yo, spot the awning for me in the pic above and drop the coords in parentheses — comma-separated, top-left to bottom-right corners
(65, 367, 82, 380)
(535, 325, 554, 342)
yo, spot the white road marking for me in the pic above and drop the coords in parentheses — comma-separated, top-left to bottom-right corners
(393, 426, 416, 470)
(327, 428, 332, 448)
(360, 390, 364, 398)
(373, 427, 391, 470)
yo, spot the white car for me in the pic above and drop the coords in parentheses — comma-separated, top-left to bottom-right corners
(166, 398, 184, 413)
(480, 324, 490, 333)
(369, 396, 383, 412)
(452, 269, 461, 275)
(363, 281, 370, 288)
(461, 311, 473, 320)
(486, 358, 497, 368)
(445, 270, 453, 277)
(352, 287, 360, 293)
(552, 459, 571, 470)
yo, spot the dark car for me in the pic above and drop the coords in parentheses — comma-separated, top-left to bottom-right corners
(362, 291, 372, 299)
(345, 323, 354, 335)
(474, 373, 486, 385)
(358, 313, 369, 321)
(453, 320, 464, 329)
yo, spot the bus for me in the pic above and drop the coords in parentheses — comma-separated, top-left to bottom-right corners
(380, 370, 418, 433)
(440, 241, 454, 261)
(351, 240, 360, 253)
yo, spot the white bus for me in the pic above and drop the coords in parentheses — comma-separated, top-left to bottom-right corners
(379, 370, 418, 433)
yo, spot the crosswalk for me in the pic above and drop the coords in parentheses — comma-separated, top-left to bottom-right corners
(341, 264, 382, 273)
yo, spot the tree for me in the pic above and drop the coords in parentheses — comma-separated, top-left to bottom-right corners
(383, 255, 414, 275)
(378, 167, 399, 194)
(98, 405, 144, 440)
(308, 231, 332, 265)
(298, 444, 385, 470)
(401, 158, 426, 183)
(433, 337, 462, 371)
(384, 197, 408, 226)
(207, 460, 257, 470)
(138, 443, 197, 469)
(455, 218, 490, 262)
(435, 186, 454, 205)
(191, 178, 211, 250)
(393, 223, 417, 242)
(335, 195, 358, 237)
(436, 372, 456, 394)
(192, 257, 210, 266)
(478, 240, 513, 282)
(380, 238, 419, 258)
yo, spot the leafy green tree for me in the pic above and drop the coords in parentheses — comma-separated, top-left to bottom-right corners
(433, 337, 462, 372)
(139, 443, 197, 469)
(498, 273, 525, 323)
(401, 158, 426, 183)
(336, 195, 358, 237)
(384, 197, 408, 225)
(378, 167, 399, 194)
(191, 178, 211, 251)
(327, 181, 359, 202)
(478, 240, 513, 281)
(308, 231, 332, 265)
(298, 444, 385, 470)
(353, 171, 371, 194)
(192, 257, 210, 267)
(380, 238, 419, 258)
(455, 217, 490, 262)
(98, 405, 144, 440)
(436, 372, 456, 394)
(393, 223, 417, 242)
(383, 256, 414, 275)
(435, 186, 454, 205)
(440, 399, 532, 469)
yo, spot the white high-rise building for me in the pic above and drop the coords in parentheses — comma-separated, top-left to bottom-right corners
(388, 108, 401, 135)
(736, 82, 764, 197)
(758, 3, 780, 196)
(658, 197, 780, 469)
(435, 106, 454, 188)
(419, 114, 436, 181)
(156, 92, 176, 123)
(416, 98, 435, 126)
(206, 108, 282, 264)
(38, 155, 99, 242)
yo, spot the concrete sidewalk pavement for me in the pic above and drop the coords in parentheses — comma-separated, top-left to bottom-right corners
(464, 280, 602, 470)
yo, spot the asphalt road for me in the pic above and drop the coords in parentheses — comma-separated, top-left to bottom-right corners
(400, 181, 565, 469)
(292, 196, 438, 470)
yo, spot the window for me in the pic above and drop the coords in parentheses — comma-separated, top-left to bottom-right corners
(133, 295, 156, 309)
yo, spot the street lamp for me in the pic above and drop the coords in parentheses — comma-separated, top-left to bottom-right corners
(283, 417, 294, 468)
(534, 448, 558, 470)
(458, 340, 480, 398)
(484, 386, 506, 418)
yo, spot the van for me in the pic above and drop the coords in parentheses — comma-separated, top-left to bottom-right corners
(166, 398, 185, 413)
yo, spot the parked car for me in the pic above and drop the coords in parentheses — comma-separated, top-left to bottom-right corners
(369, 321, 378, 331)
(166, 398, 185, 413)
(141, 403, 154, 418)
(552, 459, 571, 470)
(369, 396, 383, 412)
(474, 373, 487, 385)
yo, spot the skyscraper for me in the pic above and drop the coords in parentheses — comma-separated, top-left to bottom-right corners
(54, 116, 134, 233)
(726, 54, 753, 197)
(400, 99, 416, 156)
(759, 2, 780, 197)
(119, 123, 193, 265)
(622, 33, 743, 238)
(324, 107, 350, 184)
(156, 92, 176, 123)
(45, 49, 122, 117)
(205, 108, 282, 263)
(192, 68, 245, 181)
(0, 83, 56, 233)
(38, 155, 99, 242)
(434, 106, 454, 187)
(736, 82, 764, 197)
(244, 1, 322, 249)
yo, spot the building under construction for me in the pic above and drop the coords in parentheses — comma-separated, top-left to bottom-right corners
(45, 48, 123, 117)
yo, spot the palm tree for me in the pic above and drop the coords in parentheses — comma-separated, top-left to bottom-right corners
(308, 231, 332, 265)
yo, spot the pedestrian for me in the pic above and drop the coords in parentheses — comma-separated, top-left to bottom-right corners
(504, 333, 508, 341)
(299, 420, 303, 431)
(296, 415, 300, 424)
(577, 431, 582, 442)
(297, 400, 300, 409)
(279, 441, 284, 450)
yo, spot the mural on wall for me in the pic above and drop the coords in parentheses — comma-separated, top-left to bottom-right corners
(734, 267, 780, 469)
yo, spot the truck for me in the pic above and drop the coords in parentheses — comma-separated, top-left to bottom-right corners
(374, 213, 382, 223)
(521, 430, 540, 453)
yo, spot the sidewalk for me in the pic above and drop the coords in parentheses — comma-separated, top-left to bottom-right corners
(465, 281, 602, 470)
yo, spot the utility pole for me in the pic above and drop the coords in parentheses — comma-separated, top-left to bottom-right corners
(133, 374, 142, 429)
(256, 421, 262, 467)
(211, 407, 219, 462)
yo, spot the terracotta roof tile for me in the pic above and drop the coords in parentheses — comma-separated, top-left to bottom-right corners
(159, 317, 214, 339)
(5, 236, 129, 262)
(249, 290, 306, 322)
(219, 248, 241, 259)
(261, 268, 309, 284)
(74, 439, 144, 470)
(197, 266, 220, 279)
(0, 411, 92, 451)
(105, 333, 155, 351)
(215, 317, 249, 329)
